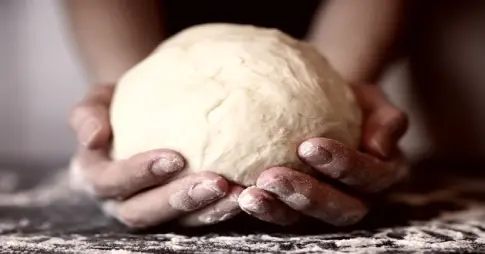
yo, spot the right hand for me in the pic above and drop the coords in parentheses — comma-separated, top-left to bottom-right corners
(68, 85, 242, 228)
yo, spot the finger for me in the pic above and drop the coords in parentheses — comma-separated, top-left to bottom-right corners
(299, 138, 404, 193)
(78, 148, 186, 199)
(363, 105, 408, 158)
(178, 185, 243, 227)
(102, 172, 229, 229)
(352, 84, 408, 157)
(257, 167, 368, 227)
(238, 186, 300, 226)
(69, 85, 115, 149)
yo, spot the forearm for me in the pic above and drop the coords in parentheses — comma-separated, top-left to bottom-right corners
(307, 0, 404, 83)
(63, 0, 164, 84)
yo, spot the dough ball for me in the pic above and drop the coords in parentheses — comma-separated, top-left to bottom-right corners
(110, 23, 362, 187)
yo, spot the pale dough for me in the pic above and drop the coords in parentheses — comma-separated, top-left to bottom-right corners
(110, 23, 362, 187)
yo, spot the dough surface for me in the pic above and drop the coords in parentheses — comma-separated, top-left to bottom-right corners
(110, 23, 362, 186)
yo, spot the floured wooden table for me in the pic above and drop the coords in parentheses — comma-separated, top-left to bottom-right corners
(1, 159, 485, 253)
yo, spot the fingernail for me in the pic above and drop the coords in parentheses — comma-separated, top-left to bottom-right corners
(238, 191, 267, 214)
(79, 119, 101, 147)
(285, 193, 311, 210)
(151, 153, 185, 175)
(299, 142, 332, 165)
(198, 211, 235, 224)
(260, 178, 311, 210)
(188, 180, 225, 203)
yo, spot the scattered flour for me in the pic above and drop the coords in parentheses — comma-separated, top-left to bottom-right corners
(0, 221, 19, 234)
(0, 169, 83, 207)
(2, 167, 485, 253)
(1, 207, 485, 253)
(0, 234, 146, 254)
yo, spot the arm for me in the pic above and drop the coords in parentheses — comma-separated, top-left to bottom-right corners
(63, 0, 164, 84)
(307, 0, 404, 83)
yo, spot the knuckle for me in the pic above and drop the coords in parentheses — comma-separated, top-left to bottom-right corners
(392, 110, 409, 128)
(394, 109, 408, 121)
(69, 102, 104, 130)
(68, 102, 87, 124)
(385, 109, 409, 134)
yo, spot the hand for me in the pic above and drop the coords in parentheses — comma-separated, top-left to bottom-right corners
(68, 85, 242, 228)
(238, 84, 408, 226)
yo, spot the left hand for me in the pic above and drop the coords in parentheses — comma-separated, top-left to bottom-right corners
(68, 85, 242, 228)
(238, 84, 409, 226)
